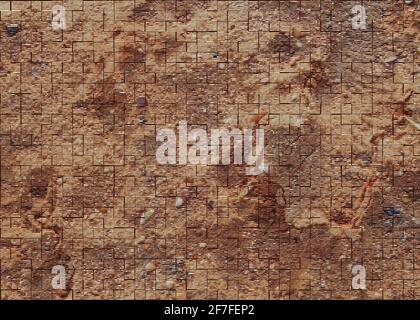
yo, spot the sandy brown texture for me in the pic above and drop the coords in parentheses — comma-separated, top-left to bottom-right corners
(0, 0, 418, 300)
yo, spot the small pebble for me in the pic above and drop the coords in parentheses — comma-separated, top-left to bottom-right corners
(165, 280, 175, 289)
(138, 116, 147, 124)
(5, 24, 19, 37)
(175, 197, 183, 208)
(74, 100, 84, 108)
(198, 242, 207, 248)
(137, 96, 147, 107)
(140, 210, 154, 225)
(260, 163, 269, 173)
(384, 56, 398, 64)
(207, 201, 214, 210)
(384, 207, 400, 217)
(325, 21, 332, 30)
(145, 262, 156, 272)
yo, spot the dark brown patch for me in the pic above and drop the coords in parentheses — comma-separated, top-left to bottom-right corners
(27, 167, 55, 200)
(172, 0, 210, 23)
(301, 61, 331, 94)
(267, 32, 293, 53)
(136, 96, 148, 107)
(130, 1, 158, 20)
(120, 44, 146, 64)
(30, 186, 48, 198)
(244, 175, 288, 231)
(75, 44, 146, 120)
(331, 210, 352, 225)
(153, 38, 184, 63)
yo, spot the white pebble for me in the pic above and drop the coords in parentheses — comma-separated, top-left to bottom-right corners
(175, 197, 183, 208)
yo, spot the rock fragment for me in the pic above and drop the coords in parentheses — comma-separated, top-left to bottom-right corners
(384, 207, 401, 217)
(138, 116, 147, 124)
(145, 262, 156, 272)
(291, 27, 305, 39)
(74, 100, 84, 108)
(136, 96, 147, 107)
(175, 197, 183, 208)
(165, 280, 175, 289)
(384, 55, 398, 64)
(5, 24, 19, 37)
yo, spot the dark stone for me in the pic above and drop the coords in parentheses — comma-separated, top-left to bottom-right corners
(212, 52, 219, 59)
(136, 96, 147, 107)
(207, 200, 214, 210)
(31, 186, 48, 198)
(5, 24, 20, 37)
(74, 100, 84, 108)
(384, 207, 401, 217)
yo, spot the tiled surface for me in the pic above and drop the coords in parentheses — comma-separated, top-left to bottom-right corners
(0, 0, 418, 299)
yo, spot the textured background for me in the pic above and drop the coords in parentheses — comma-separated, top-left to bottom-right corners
(0, 0, 418, 299)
